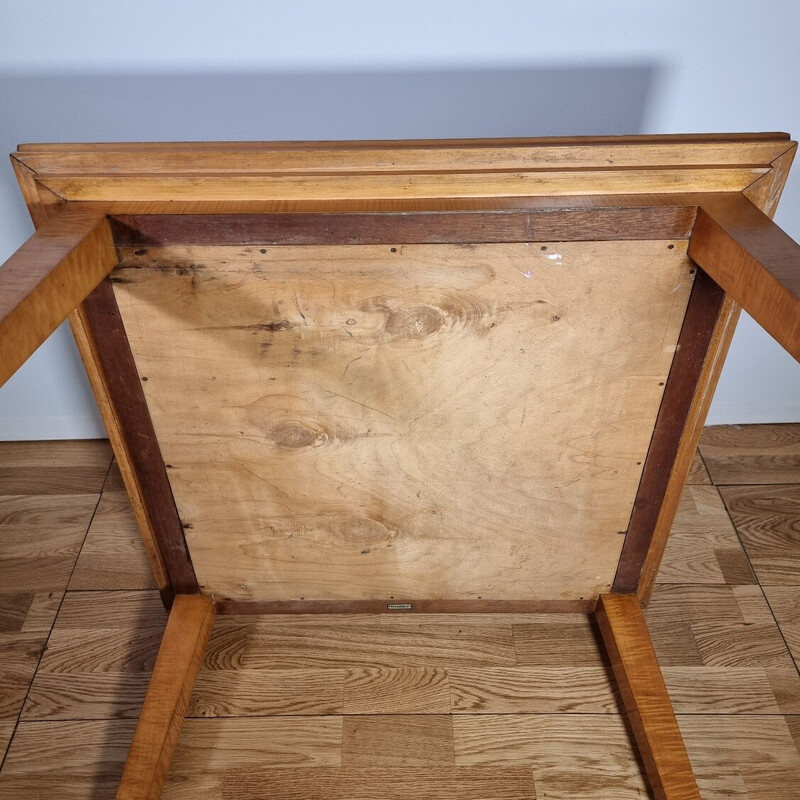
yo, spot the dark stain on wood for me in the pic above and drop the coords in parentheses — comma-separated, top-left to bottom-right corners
(80, 278, 200, 599)
(110, 207, 696, 247)
(612, 269, 726, 593)
(214, 598, 598, 615)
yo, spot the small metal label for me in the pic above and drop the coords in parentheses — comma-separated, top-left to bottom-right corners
(387, 603, 413, 610)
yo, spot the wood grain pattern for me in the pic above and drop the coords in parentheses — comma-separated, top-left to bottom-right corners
(645, 584, 800, 713)
(0, 719, 135, 799)
(700, 424, 800, 484)
(595, 594, 700, 800)
(656, 485, 755, 585)
(743, 142, 798, 218)
(240, 617, 517, 668)
(688, 194, 800, 360)
(171, 717, 342, 769)
(0, 495, 101, 592)
(189, 668, 345, 717)
(0, 204, 116, 387)
(343, 666, 450, 714)
(449, 666, 617, 713)
(763, 587, 800, 669)
(678, 716, 800, 799)
(687, 451, 711, 484)
(116, 594, 214, 800)
(0, 440, 112, 495)
(720, 484, 800, 583)
(453, 713, 648, 797)
(15, 135, 793, 175)
(113, 240, 692, 603)
(69, 491, 158, 590)
(199, 766, 538, 800)
(343, 715, 454, 766)
(34, 166, 770, 203)
(110, 207, 697, 247)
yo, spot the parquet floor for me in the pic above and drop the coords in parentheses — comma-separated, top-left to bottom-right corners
(0, 425, 798, 798)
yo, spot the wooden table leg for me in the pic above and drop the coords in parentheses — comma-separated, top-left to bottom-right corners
(595, 593, 701, 800)
(116, 594, 215, 800)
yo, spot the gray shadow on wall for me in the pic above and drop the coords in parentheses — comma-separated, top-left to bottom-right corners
(0, 65, 655, 146)
(0, 64, 656, 441)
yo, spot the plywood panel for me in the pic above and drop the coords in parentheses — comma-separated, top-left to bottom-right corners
(113, 241, 693, 603)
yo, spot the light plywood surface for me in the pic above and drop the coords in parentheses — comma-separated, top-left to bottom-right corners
(113, 240, 693, 603)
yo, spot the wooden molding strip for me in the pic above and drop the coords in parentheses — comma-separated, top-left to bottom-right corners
(75, 279, 199, 597)
(214, 598, 597, 615)
(0, 204, 116, 386)
(595, 594, 700, 800)
(116, 594, 214, 800)
(34, 166, 769, 203)
(688, 193, 800, 360)
(612, 270, 726, 593)
(109, 206, 695, 246)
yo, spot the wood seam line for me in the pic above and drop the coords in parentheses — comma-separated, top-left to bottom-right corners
(688, 194, 800, 361)
(742, 141, 799, 196)
(595, 594, 701, 800)
(0, 204, 116, 387)
(116, 595, 215, 800)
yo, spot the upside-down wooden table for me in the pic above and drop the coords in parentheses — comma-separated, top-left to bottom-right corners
(2, 134, 800, 799)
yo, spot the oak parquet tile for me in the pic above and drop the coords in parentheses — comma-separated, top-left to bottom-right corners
(22, 672, 151, 720)
(0, 594, 33, 633)
(0, 719, 134, 800)
(690, 620, 792, 667)
(0, 721, 12, 764)
(342, 715, 454, 766)
(205, 766, 537, 800)
(171, 717, 342, 769)
(687, 450, 712, 484)
(102, 459, 125, 492)
(189, 668, 345, 717)
(453, 714, 648, 798)
(699, 423, 800, 485)
(0, 440, 111, 496)
(766, 668, 800, 715)
(0, 494, 100, 592)
(658, 485, 755, 585)
(0, 440, 112, 469)
(679, 715, 800, 799)
(242, 618, 517, 668)
(511, 618, 606, 666)
(23, 590, 166, 721)
(449, 666, 617, 714)
(763, 586, 800, 668)
(787, 715, 800, 755)
(0, 633, 45, 721)
(69, 491, 157, 590)
(343, 666, 450, 714)
(721, 484, 800, 583)
(661, 667, 782, 714)
(646, 584, 800, 718)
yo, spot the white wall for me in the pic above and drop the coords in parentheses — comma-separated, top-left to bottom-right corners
(0, 0, 798, 438)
